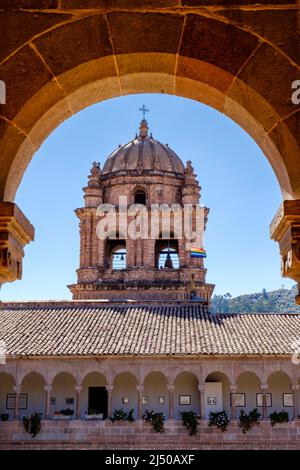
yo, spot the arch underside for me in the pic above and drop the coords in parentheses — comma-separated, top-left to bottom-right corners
(0, 5, 299, 202)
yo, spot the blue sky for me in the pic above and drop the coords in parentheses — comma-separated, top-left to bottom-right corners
(1, 94, 294, 301)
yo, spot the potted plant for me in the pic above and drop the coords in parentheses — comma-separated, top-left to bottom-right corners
(269, 410, 289, 426)
(110, 408, 135, 422)
(53, 408, 74, 420)
(22, 413, 41, 437)
(84, 409, 104, 420)
(0, 413, 9, 421)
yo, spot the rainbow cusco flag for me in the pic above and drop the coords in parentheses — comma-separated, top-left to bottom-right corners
(190, 247, 206, 258)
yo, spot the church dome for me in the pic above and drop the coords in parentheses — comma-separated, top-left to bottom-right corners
(102, 120, 185, 176)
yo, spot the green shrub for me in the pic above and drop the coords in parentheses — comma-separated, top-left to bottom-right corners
(110, 408, 135, 422)
(269, 411, 289, 426)
(143, 410, 165, 433)
(209, 411, 230, 432)
(180, 411, 199, 436)
(22, 413, 41, 437)
(239, 408, 261, 433)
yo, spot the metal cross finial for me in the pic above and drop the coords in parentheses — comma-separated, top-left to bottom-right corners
(139, 104, 149, 119)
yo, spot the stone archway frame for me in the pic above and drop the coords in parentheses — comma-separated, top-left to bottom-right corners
(0, 4, 299, 289)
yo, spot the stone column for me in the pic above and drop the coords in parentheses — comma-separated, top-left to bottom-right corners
(291, 384, 299, 420)
(44, 384, 52, 420)
(136, 385, 144, 420)
(13, 385, 22, 420)
(198, 383, 206, 419)
(260, 384, 268, 420)
(106, 385, 113, 419)
(230, 384, 237, 420)
(167, 384, 175, 420)
(75, 385, 82, 420)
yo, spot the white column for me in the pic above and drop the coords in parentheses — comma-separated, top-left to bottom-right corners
(167, 384, 175, 419)
(44, 384, 52, 420)
(230, 384, 237, 420)
(13, 385, 22, 420)
(198, 383, 205, 419)
(260, 384, 268, 420)
(136, 385, 144, 420)
(106, 385, 113, 419)
(75, 385, 82, 419)
(291, 384, 299, 420)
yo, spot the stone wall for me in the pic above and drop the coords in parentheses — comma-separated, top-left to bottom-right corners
(0, 420, 300, 450)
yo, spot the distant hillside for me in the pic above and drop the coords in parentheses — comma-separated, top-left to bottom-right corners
(211, 285, 300, 314)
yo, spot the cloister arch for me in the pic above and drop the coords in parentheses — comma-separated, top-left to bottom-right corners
(267, 371, 294, 418)
(21, 371, 45, 417)
(205, 371, 231, 417)
(0, 372, 15, 420)
(112, 371, 138, 418)
(0, 3, 299, 290)
(143, 371, 169, 416)
(51, 372, 76, 418)
(235, 371, 261, 413)
(174, 371, 199, 418)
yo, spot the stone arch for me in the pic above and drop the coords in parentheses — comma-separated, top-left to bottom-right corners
(111, 368, 139, 383)
(203, 367, 232, 384)
(234, 366, 264, 385)
(112, 371, 138, 418)
(0, 5, 299, 287)
(0, 8, 299, 203)
(235, 371, 261, 413)
(174, 371, 199, 419)
(266, 369, 293, 386)
(80, 370, 108, 386)
(267, 370, 294, 418)
(205, 370, 231, 417)
(143, 371, 169, 416)
(51, 371, 76, 418)
(21, 371, 46, 417)
(48, 368, 77, 385)
(18, 368, 47, 385)
(0, 372, 16, 419)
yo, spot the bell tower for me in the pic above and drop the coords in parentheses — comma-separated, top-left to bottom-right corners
(68, 120, 214, 302)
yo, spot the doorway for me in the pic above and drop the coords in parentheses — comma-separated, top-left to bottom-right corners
(88, 387, 108, 418)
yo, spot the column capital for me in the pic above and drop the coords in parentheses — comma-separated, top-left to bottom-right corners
(44, 384, 52, 393)
(291, 384, 300, 392)
(198, 383, 205, 392)
(260, 384, 268, 392)
(136, 385, 144, 392)
(106, 385, 114, 392)
(0, 202, 34, 283)
(229, 384, 237, 393)
(270, 200, 300, 304)
(75, 385, 82, 393)
(13, 385, 22, 394)
(167, 384, 175, 392)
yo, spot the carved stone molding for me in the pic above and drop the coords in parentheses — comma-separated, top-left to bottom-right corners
(270, 200, 300, 304)
(0, 202, 34, 283)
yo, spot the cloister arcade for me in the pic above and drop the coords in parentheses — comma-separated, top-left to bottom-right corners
(0, 360, 299, 423)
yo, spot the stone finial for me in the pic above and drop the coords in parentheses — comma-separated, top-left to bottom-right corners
(184, 160, 195, 176)
(90, 161, 101, 177)
(139, 119, 149, 139)
(87, 162, 101, 187)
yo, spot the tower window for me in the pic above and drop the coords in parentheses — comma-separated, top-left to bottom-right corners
(112, 248, 126, 270)
(106, 240, 126, 270)
(155, 239, 179, 269)
(134, 190, 146, 205)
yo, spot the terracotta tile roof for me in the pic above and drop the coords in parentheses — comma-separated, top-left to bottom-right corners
(0, 301, 299, 357)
